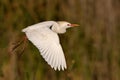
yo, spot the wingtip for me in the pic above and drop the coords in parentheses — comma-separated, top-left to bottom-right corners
(53, 66, 67, 71)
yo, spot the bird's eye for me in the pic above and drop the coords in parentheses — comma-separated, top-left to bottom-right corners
(67, 24, 71, 26)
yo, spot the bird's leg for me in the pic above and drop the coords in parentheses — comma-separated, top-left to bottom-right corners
(11, 35, 27, 56)
(17, 35, 28, 57)
(11, 40, 23, 52)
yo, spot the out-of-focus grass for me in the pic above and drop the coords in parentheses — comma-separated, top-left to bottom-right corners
(0, 0, 120, 80)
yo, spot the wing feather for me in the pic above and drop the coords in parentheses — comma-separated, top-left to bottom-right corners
(23, 27, 67, 70)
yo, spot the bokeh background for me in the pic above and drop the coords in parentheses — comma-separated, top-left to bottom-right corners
(0, 0, 120, 80)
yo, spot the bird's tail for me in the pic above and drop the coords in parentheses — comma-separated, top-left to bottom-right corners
(22, 28, 27, 32)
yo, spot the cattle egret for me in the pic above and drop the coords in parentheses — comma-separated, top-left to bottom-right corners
(22, 21, 79, 71)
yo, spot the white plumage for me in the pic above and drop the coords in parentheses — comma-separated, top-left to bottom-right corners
(22, 21, 79, 71)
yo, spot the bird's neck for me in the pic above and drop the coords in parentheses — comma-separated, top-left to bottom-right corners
(52, 24, 66, 34)
(58, 28, 66, 34)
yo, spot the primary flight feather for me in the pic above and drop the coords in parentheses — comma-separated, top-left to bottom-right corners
(22, 21, 79, 71)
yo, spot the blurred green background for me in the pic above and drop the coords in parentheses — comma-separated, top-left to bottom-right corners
(0, 0, 120, 80)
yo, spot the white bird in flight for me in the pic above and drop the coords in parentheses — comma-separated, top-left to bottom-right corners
(22, 21, 79, 71)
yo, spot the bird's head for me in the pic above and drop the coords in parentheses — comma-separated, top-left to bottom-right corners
(52, 21, 79, 34)
(57, 21, 79, 28)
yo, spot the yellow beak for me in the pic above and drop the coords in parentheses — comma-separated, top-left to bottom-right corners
(70, 24, 80, 27)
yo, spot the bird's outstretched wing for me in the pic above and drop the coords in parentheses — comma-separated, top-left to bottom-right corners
(23, 27, 67, 71)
